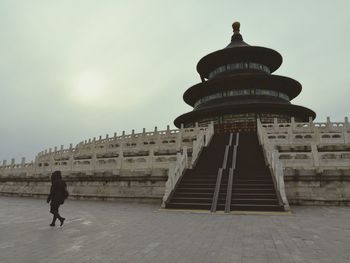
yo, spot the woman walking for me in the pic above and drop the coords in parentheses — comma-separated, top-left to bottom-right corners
(47, 171, 68, 227)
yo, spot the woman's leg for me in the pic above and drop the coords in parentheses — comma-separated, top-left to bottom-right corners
(50, 205, 58, 226)
(56, 205, 65, 226)
(50, 214, 57, 226)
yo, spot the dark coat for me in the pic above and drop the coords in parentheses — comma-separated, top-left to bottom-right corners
(47, 180, 68, 205)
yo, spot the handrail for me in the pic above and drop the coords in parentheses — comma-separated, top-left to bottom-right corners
(225, 168, 234, 213)
(204, 122, 215, 147)
(191, 122, 214, 168)
(225, 133, 239, 213)
(228, 133, 233, 146)
(222, 145, 230, 169)
(235, 133, 239, 147)
(211, 133, 233, 212)
(210, 168, 223, 212)
(162, 146, 188, 207)
(191, 131, 205, 168)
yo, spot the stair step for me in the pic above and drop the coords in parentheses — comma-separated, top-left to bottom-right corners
(232, 189, 275, 193)
(174, 192, 214, 196)
(231, 193, 277, 198)
(171, 197, 213, 203)
(234, 179, 272, 182)
(184, 176, 218, 179)
(234, 180, 272, 183)
(182, 180, 218, 183)
(176, 188, 215, 193)
(166, 202, 211, 210)
(173, 197, 213, 200)
(233, 184, 274, 189)
(186, 171, 217, 176)
(179, 183, 217, 187)
(230, 204, 284, 212)
(231, 199, 279, 205)
(182, 177, 222, 181)
(234, 180, 273, 184)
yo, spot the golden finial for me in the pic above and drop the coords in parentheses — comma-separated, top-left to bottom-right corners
(232, 21, 240, 34)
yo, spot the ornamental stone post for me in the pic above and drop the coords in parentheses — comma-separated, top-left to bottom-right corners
(326, 116, 331, 129)
(291, 117, 295, 132)
(119, 147, 123, 170)
(149, 148, 154, 170)
(344, 117, 349, 144)
(273, 118, 278, 131)
(176, 131, 182, 151)
(311, 142, 319, 168)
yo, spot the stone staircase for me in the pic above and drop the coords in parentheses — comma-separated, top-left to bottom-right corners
(165, 132, 284, 212)
(231, 133, 284, 211)
(165, 133, 230, 210)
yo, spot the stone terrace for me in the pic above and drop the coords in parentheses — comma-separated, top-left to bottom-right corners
(0, 197, 350, 263)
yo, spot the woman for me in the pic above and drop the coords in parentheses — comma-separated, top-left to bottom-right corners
(47, 170, 68, 227)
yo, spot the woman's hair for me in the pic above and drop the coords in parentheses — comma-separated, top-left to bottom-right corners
(51, 170, 62, 183)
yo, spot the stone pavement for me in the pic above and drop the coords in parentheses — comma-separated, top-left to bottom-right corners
(0, 197, 350, 263)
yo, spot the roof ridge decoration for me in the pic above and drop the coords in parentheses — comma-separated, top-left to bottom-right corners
(226, 21, 249, 48)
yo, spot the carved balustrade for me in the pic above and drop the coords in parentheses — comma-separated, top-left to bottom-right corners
(0, 124, 211, 177)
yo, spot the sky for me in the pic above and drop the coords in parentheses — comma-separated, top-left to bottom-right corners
(0, 0, 349, 162)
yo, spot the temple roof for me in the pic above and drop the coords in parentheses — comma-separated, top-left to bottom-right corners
(196, 22, 283, 78)
(174, 103, 316, 128)
(183, 74, 302, 106)
(225, 21, 250, 48)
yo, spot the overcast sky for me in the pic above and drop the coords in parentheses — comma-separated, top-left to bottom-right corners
(1, 0, 349, 162)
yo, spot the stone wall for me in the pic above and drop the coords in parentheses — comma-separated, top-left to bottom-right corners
(284, 168, 350, 205)
(0, 170, 168, 203)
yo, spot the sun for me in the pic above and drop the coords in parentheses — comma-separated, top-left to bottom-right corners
(72, 70, 108, 104)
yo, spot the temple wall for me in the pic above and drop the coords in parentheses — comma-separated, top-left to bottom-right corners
(259, 117, 350, 205)
(284, 168, 350, 205)
(0, 172, 167, 203)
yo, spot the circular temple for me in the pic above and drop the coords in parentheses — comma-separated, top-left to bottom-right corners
(175, 22, 315, 130)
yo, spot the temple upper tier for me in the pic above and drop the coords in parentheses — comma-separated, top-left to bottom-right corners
(174, 21, 315, 132)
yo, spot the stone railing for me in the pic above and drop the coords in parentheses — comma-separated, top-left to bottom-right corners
(162, 146, 188, 206)
(258, 121, 290, 210)
(258, 117, 350, 208)
(271, 150, 290, 211)
(258, 117, 350, 171)
(204, 122, 215, 146)
(258, 117, 350, 147)
(191, 122, 214, 167)
(0, 124, 212, 177)
(277, 151, 350, 169)
(0, 124, 213, 177)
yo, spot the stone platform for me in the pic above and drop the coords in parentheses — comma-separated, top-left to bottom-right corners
(1, 197, 350, 263)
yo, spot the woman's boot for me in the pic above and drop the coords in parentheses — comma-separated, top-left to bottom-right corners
(57, 214, 66, 226)
(50, 214, 57, 227)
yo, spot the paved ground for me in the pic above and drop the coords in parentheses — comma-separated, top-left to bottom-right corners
(0, 197, 350, 263)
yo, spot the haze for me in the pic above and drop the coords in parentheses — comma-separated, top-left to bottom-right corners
(0, 0, 349, 161)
